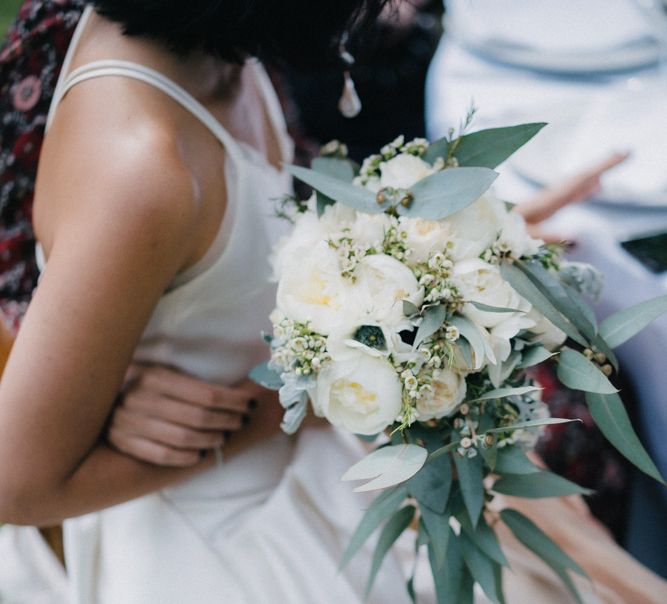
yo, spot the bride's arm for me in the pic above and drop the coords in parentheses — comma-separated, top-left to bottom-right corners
(0, 94, 263, 526)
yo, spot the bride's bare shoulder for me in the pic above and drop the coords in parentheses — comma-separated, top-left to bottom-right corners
(34, 77, 209, 253)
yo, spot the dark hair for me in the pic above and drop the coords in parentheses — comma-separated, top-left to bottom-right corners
(91, 0, 390, 67)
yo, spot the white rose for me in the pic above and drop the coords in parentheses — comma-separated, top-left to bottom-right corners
(398, 216, 453, 265)
(485, 312, 535, 365)
(453, 259, 532, 329)
(417, 368, 467, 420)
(379, 153, 435, 190)
(277, 241, 357, 334)
(355, 254, 424, 329)
(526, 308, 567, 351)
(313, 353, 402, 434)
(444, 193, 505, 260)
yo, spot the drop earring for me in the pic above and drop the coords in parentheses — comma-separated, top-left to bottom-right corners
(338, 33, 362, 118)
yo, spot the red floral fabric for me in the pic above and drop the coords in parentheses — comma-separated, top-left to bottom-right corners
(0, 0, 84, 334)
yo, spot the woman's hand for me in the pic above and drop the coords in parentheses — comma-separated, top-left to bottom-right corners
(107, 363, 257, 467)
(515, 151, 628, 241)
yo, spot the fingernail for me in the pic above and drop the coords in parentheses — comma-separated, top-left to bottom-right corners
(242, 415, 251, 426)
(199, 449, 208, 459)
(248, 398, 258, 410)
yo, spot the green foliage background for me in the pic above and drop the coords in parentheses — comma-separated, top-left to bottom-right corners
(1, 0, 22, 39)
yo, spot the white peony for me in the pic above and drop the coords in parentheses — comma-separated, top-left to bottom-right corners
(277, 241, 358, 335)
(416, 368, 467, 420)
(379, 153, 435, 190)
(272, 211, 328, 279)
(526, 308, 567, 351)
(354, 254, 424, 329)
(497, 209, 543, 259)
(444, 193, 505, 261)
(453, 259, 535, 364)
(313, 353, 402, 434)
(349, 212, 396, 249)
(453, 259, 532, 329)
(398, 216, 453, 265)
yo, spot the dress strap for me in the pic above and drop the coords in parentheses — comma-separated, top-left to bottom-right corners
(46, 59, 245, 163)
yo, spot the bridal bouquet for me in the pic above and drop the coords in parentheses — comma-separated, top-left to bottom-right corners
(252, 122, 666, 603)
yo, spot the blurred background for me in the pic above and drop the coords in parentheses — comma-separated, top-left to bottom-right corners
(1, 1, 21, 37)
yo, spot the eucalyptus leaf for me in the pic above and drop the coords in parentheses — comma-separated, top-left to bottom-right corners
(414, 305, 447, 348)
(492, 471, 592, 498)
(488, 350, 521, 389)
(311, 157, 356, 216)
(342, 444, 428, 492)
(468, 514, 509, 567)
(405, 167, 498, 220)
(562, 282, 599, 336)
(518, 261, 596, 340)
(428, 441, 460, 463)
(460, 533, 502, 604)
(249, 361, 283, 390)
(456, 338, 474, 371)
(494, 447, 541, 475)
(312, 156, 356, 181)
(484, 418, 580, 434)
(586, 392, 664, 483)
(452, 123, 547, 168)
(500, 263, 587, 347)
(316, 193, 335, 217)
(422, 137, 449, 164)
(454, 454, 485, 528)
(428, 529, 465, 604)
(340, 485, 407, 569)
(284, 164, 379, 213)
(501, 509, 587, 604)
(480, 445, 498, 471)
(470, 386, 542, 403)
(469, 301, 525, 313)
(557, 348, 618, 394)
(518, 346, 556, 368)
(449, 316, 490, 369)
(421, 505, 451, 569)
(409, 453, 452, 513)
(599, 294, 667, 348)
(366, 505, 416, 598)
(403, 300, 421, 317)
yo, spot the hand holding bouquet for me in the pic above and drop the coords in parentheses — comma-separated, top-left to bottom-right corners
(252, 120, 667, 603)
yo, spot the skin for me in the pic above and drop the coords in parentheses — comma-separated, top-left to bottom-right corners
(0, 9, 285, 526)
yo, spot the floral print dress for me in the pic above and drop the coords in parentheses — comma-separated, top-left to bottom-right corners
(0, 0, 84, 334)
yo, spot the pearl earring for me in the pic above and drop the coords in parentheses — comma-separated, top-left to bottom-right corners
(338, 34, 362, 118)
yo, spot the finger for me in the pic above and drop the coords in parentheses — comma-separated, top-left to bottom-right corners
(113, 407, 228, 449)
(108, 430, 202, 467)
(516, 152, 628, 224)
(138, 366, 253, 411)
(579, 151, 629, 180)
(122, 392, 246, 430)
(525, 225, 574, 245)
